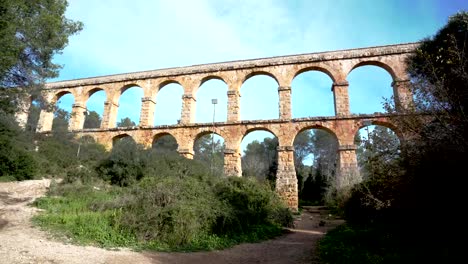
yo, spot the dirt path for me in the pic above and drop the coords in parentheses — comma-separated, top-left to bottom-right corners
(0, 179, 344, 264)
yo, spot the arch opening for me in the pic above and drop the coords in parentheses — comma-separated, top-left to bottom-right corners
(152, 133, 178, 154)
(241, 130, 278, 185)
(195, 79, 227, 123)
(154, 83, 183, 126)
(354, 124, 401, 181)
(292, 70, 334, 118)
(294, 128, 338, 205)
(112, 134, 135, 148)
(52, 92, 74, 133)
(240, 74, 279, 121)
(84, 89, 106, 129)
(348, 65, 393, 114)
(116, 86, 142, 127)
(193, 132, 225, 176)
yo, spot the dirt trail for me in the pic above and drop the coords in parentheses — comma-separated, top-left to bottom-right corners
(0, 179, 344, 264)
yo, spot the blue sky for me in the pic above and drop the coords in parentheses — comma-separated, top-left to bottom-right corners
(52, 0, 467, 155)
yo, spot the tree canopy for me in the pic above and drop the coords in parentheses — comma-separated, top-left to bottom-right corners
(117, 117, 136, 127)
(0, 0, 82, 113)
(341, 11, 468, 261)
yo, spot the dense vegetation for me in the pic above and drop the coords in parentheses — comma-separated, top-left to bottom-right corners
(318, 11, 468, 263)
(32, 139, 293, 250)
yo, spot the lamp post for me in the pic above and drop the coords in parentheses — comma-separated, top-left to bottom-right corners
(211, 99, 218, 175)
(76, 110, 89, 159)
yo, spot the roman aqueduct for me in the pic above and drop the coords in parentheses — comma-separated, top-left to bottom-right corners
(17, 42, 418, 209)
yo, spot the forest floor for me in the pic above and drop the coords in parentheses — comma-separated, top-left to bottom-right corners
(0, 179, 344, 264)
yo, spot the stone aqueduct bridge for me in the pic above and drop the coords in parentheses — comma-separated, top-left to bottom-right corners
(31, 42, 418, 209)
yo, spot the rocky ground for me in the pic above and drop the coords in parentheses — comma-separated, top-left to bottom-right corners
(0, 179, 344, 264)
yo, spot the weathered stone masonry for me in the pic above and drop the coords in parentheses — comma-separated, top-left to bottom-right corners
(28, 42, 418, 210)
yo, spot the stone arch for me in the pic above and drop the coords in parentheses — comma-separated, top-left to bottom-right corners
(347, 60, 397, 80)
(121, 83, 143, 94)
(194, 130, 225, 142)
(53, 90, 74, 104)
(158, 79, 183, 91)
(85, 87, 107, 101)
(293, 66, 337, 83)
(152, 132, 179, 153)
(153, 131, 178, 142)
(147, 79, 182, 100)
(293, 125, 339, 147)
(242, 127, 278, 142)
(112, 133, 134, 146)
(199, 75, 227, 88)
(357, 119, 403, 142)
(242, 71, 280, 86)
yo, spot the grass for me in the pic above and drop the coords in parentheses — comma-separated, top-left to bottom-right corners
(32, 182, 288, 252)
(32, 186, 137, 248)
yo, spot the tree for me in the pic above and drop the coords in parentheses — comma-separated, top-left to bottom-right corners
(343, 12, 468, 259)
(0, 111, 37, 180)
(152, 134, 178, 154)
(117, 117, 136, 127)
(193, 134, 224, 176)
(355, 126, 400, 180)
(51, 108, 69, 133)
(310, 130, 337, 182)
(0, 0, 83, 113)
(295, 129, 338, 204)
(396, 11, 468, 227)
(25, 102, 40, 132)
(83, 110, 101, 128)
(0, 0, 82, 181)
(241, 137, 278, 185)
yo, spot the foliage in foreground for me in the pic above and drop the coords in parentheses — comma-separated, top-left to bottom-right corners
(319, 11, 468, 264)
(33, 151, 293, 251)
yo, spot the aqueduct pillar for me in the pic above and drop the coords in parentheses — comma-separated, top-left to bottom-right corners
(101, 100, 118, 128)
(276, 146, 298, 209)
(224, 148, 242, 177)
(139, 97, 156, 126)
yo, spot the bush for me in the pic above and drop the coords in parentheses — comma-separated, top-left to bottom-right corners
(95, 139, 146, 186)
(117, 176, 222, 248)
(213, 177, 293, 235)
(35, 141, 294, 251)
(0, 112, 38, 180)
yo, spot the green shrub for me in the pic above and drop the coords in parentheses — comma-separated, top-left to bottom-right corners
(213, 177, 293, 235)
(37, 134, 79, 170)
(0, 112, 38, 180)
(95, 139, 146, 186)
(35, 145, 293, 251)
(117, 176, 222, 248)
(143, 150, 212, 181)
